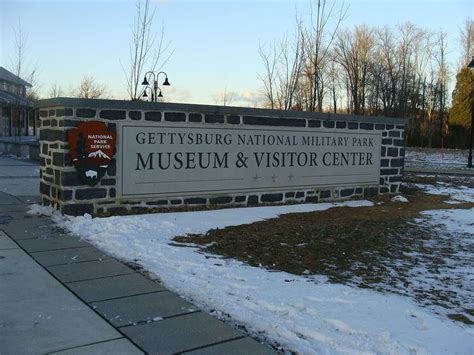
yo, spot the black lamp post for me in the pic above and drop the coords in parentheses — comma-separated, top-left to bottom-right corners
(141, 71, 170, 102)
(467, 56, 474, 168)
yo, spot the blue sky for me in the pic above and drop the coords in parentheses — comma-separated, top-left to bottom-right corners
(1, 0, 472, 105)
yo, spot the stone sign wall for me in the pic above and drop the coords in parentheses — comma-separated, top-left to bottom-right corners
(37, 98, 406, 216)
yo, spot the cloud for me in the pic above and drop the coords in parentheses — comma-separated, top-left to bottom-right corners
(211, 89, 265, 107)
(164, 86, 193, 103)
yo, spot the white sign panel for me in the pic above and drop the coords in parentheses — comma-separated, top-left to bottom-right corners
(119, 123, 381, 197)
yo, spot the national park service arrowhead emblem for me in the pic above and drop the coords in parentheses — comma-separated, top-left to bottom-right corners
(68, 121, 116, 187)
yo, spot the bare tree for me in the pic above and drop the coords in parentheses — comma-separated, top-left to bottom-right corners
(73, 76, 107, 99)
(48, 82, 63, 98)
(258, 42, 279, 109)
(334, 25, 375, 115)
(8, 23, 40, 139)
(433, 31, 450, 147)
(326, 55, 340, 113)
(213, 87, 235, 106)
(122, 0, 173, 100)
(459, 18, 474, 68)
(305, 0, 348, 112)
(9, 23, 39, 100)
(277, 23, 306, 110)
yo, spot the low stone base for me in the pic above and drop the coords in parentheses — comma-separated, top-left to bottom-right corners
(40, 184, 393, 217)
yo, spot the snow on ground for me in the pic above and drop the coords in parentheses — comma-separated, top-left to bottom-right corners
(391, 195, 409, 203)
(405, 148, 469, 170)
(49, 199, 474, 354)
(423, 208, 474, 236)
(412, 181, 474, 203)
(27, 203, 57, 216)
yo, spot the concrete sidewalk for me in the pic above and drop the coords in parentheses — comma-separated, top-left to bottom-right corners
(0, 156, 274, 354)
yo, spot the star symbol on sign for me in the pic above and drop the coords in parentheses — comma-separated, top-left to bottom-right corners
(271, 174, 278, 183)
(253, 174, 260, 181)
(288, 173, 294, 180)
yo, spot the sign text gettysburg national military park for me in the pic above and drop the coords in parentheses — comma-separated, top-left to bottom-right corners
(120, 124, 381, 197)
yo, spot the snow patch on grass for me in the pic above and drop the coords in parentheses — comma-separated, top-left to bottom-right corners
(422, 208, 474, 236)
(391, 195, 409, 203)
(413, 183, 474, 203)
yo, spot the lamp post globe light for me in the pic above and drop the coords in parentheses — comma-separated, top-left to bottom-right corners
(141, 71, 170, 102)
(467, 56, 474, 168)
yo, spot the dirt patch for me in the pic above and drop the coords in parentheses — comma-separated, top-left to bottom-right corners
(174, 182, 474, 325)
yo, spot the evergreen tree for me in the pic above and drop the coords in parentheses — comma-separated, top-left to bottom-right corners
(449, 68, 474, 128)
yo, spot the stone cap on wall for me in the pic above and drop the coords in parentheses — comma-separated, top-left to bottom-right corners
(36, 97, 407, 125)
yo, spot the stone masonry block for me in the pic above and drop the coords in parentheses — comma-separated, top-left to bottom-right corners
(234, 196, 246, 203)
(75, 188, 108, 200)
(76, 108, 96, 118)
(59, 119, 80, 128)
(100, 110, 126, 120)
(340, 188, 355, 197)
(53, 152, 71, 167)
(145, 111, 161, 122)
(323, 120, 335, 128)
(40, 129, 67, 142)
(248, 195, 259, 205)
(188, 113, 202, 122)
(380, 168, 398, 176)
(364, 187, 379, 197)
(184, 198, 207, 205)
(63, 203, 94, 216)
(129, 111, 142, 120)
(210, 196, 233, 204)
(62, 171, 82, 187)
(387, 148, 398, 157)
(393, 139, 405, 147)
(243, 116, 305, 127)
(308, 119, 321, 128)
(40, 182, 50, 196)
(57, 189, 73, 201)
(261, 193, 283, 202)
(226, 115, 240, 124)
(390, 158, 404, 167)
(320, 190, 331, 198)
(165, 112, 186, 122)
(295, 191, 305, 198)
(360, 123, 374, 130)
(205, 114, 224, 123)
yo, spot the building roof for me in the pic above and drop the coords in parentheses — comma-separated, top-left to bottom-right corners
(0, 90, 34, 107)
(0, 67, 32, 87)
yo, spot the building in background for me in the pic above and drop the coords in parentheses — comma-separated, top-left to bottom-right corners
(0, 66, 36, 137)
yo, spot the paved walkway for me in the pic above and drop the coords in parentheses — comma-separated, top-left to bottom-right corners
(0, 156, 273, 354)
